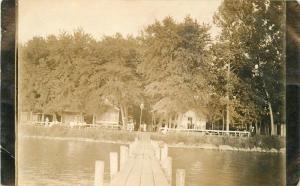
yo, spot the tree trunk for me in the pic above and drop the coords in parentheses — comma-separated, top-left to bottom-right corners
(153, 112, 157, 131)
(120, 106, 126, 129)
(61, 112, 64, 123)
(80, 112, 83, 123)
(255, 120, 259, 135)
(267, 101, 275, 135)
(53, 113, 57, 122)
(263, 82, 275, 135)
(176, 114, 181, 128)
(92, 113, 95, 125)
(226, 105, 230, 131)
(265, 124, 269, 136)
(124, 106, 128, 127)
(280, 124, 285, 137)
(226, 63, 230, 131)
(222, 111, 225, 131)
(30, 110, 33, 121)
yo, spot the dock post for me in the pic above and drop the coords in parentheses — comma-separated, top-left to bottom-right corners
(110, 152, 118, 179)
(167, 157, 172, 184)
(160, 144, 168, 171)
(120, 145, 128, 171)
(129, 143, 134, 157)
(155, 146, 160, 160)
(125, 146, 129, 161)
(176, 169, 185, 186)
(161, 144, 168, 168)
(164, 144, 168, 158)
(160, 147, 164, 161)
(94, 161, 104, 186)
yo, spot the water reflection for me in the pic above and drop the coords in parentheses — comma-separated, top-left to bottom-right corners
(18, 138, 285, 186)
(169, 148, 285, 186)
(18, 138, 120, 186)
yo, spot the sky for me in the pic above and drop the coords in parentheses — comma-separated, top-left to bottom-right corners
(18, 0, 223, 43)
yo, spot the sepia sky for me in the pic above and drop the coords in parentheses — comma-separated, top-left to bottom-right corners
(18, 0, 223, 43)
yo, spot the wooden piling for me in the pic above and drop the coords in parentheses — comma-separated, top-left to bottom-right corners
(110, 152, 118, 179)
(160, 144, 168, 168)
(160, 148, 169, 171)
(94, 161, 104, 186)
(155, 146, 160, 160)
(160, 147, 164, 161)
(125, 146, 129, 161)
(176, 169, 185, 186)
(167, 157, 172, 183)
(129, 143, 134, 157)
(120, 145, 129, 170)
(164, 144, 168, 158)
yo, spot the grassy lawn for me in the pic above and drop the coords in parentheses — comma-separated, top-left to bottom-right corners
(19, 124, 285, 150)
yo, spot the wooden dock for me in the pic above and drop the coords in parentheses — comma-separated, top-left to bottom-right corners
(109, 134, 170, 186)
(94, 133, 186, 186)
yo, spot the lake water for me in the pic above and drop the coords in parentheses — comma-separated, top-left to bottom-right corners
(18, 137, 285, 186)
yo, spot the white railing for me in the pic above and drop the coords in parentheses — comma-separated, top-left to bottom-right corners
(94, 120, 121, 129)
(159, 127, 250, 137)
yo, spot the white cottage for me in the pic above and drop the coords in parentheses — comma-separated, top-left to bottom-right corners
(94, 107, 120, 126)
(177, 110, 206, 130)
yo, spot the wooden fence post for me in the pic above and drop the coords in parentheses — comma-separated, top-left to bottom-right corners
(94, 161, 104, 186)
(110, 152, 118, 179)
(176, 169, 185, 186)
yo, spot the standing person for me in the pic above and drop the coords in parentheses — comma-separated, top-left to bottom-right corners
(250, 125, 255, 136)
(45, 117, 49, 127)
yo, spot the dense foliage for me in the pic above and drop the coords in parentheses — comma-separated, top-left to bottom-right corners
(19, 0, 284, 135)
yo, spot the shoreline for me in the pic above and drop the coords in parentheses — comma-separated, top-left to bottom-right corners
(19, 135, 130, 145)
(19, 134, 285, 154)
(167, 143, 285, 153)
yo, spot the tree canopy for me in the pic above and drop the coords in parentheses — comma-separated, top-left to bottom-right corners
(19, 1, 284, 135)
(213, 0, 284, 134)
(138, 16, 213, 119)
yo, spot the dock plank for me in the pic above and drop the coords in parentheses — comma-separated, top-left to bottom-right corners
(109, 134, 170, 186)
(140, 157, 155, 186)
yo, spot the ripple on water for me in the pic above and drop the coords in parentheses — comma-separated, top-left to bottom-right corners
(18, 138, 285, 186)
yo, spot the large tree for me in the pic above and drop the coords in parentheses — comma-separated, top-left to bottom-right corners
(20, 31, 143, 127)
(86, 34, 143, 127)
(139, 16, 212, 124)
(214, 0, 284, 135)
(19, 30, 100, 115)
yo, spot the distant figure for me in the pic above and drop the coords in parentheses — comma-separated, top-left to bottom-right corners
(250, 125, 255, 136)
(251, 126, 255, 132)
(162, 125, 168, 134)
(162, 121, 165, 128)
(45, 117, 49, 126)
